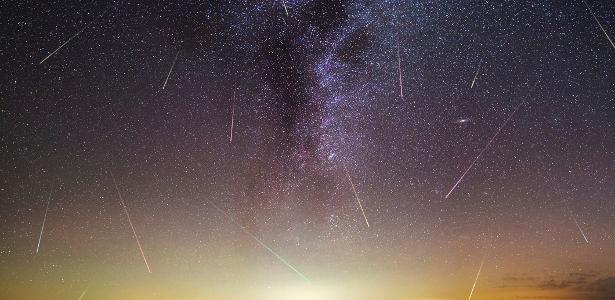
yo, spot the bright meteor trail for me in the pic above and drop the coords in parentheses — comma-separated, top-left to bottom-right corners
(342, 162, 370, 228)
(445, 99, 525, 199)
(468, 256, 486, 300)
(162, 51, 180, 90)
(39, 6, 109, 64)
(36, 181, 55, 254)
(470, 58, 483, 88)
(580, 0, 615, 50)
(109, 169, 152, 273)
(206, 199, 310, 282)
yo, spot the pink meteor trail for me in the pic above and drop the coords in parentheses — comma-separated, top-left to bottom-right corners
(342, 162, 370, 228)
(229, 90, 236, 142)
(445, 101, 525, 199)
(396, 40, 404, 99)
(109, 169, 152, 273)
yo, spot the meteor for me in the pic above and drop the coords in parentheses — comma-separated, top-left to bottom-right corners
(162, 51, 180, 90)
(397, 40, 404, 99)
(206, 199, 310, 282)
(571, 212, 590, 243)
(40, 6, 110, 64)
(445, 99, 525, 199)
(470, 58, 483, 88)
(229, 90, 236, 142)
(36, 181, 55, 254)
(342, 162, 370, 228)
(77, 286, 89, 300)
(280, 0, 289, 16)
(109, 169, 152, 273)
(581, 0, 615, 50)
(468, 256, 486, 300)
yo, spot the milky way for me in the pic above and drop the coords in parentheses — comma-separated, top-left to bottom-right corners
(1, 0, 614, 299)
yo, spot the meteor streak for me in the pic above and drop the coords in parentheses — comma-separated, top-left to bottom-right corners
(109, 169, 152, 273)
(229, 90, 236, 142)
(445, 100, 525, 199)
(280, 0, 289, 16)
(396, 40, 404, 99)
(571, 212, 590, 243)
(162, 51, 180, 90)
(445, 78, 542, 198)
(470, 58, 483, 88)
(581, 0, 615, 50)
(342, 162, 370, 228)
(39, 6, 110, 64)
(206, 200, 310, 282)
(468, 256, 486, 300)
(77, 286, 89, 300)
(36, 181, 55, 254)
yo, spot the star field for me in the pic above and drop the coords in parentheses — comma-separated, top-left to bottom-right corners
(1, 0, 614, 299)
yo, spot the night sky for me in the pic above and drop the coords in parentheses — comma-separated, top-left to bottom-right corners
(1, 0, 614, 299)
